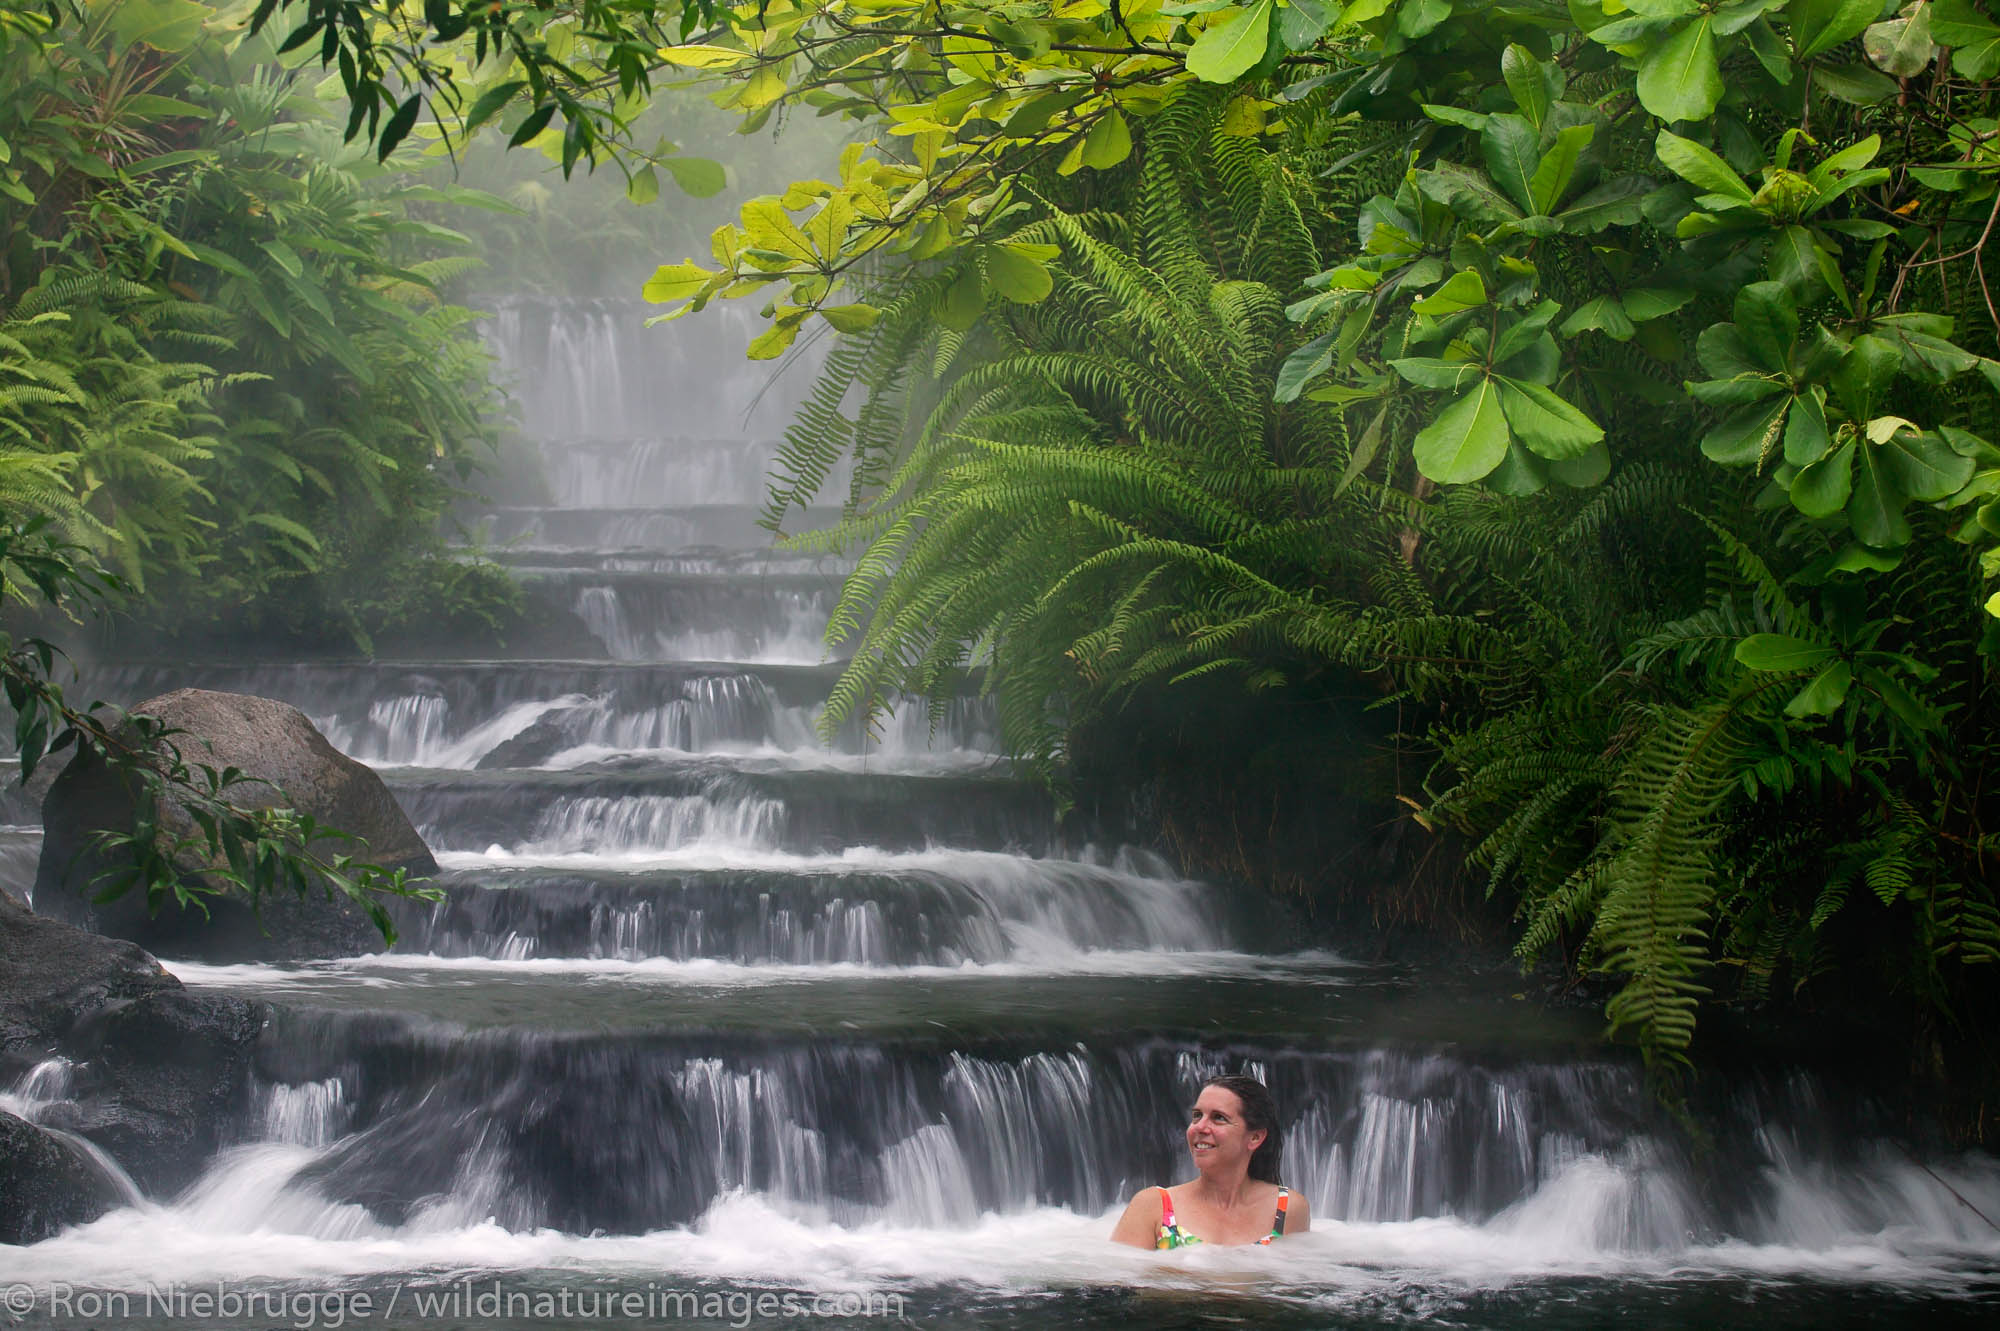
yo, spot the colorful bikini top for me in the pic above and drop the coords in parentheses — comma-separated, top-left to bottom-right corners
(1155, 1185, 1289, 1249)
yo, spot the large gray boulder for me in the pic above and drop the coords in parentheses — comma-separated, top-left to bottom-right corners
(32, 688, 436, 961)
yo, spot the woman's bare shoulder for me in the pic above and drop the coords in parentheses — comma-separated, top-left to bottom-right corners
(1108, 1186, 1165, 1247)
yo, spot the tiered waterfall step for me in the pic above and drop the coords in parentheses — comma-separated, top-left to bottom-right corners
(70, 661, 1000, 768)
(388, 760, 1055, 858)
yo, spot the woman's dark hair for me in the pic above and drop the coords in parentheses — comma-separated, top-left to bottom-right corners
(1202, 1074, 1282, 1184)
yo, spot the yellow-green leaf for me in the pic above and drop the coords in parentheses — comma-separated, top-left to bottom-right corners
(985, 245, 1054, 303)
(820, 304, 881, 333)
(1187, 1, 1277, 83)
(741, 199, 817, 264)
(656, 44, 753, 68)
(1413, 377, 1511, 484)
(642, 262, 713, 304)
(1080, 109, 1133, 170)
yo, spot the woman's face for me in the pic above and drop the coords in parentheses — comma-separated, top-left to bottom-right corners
(1186, 1084, 1265, 1174)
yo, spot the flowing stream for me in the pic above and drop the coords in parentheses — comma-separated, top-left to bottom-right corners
(4, 301, 1998, 1328)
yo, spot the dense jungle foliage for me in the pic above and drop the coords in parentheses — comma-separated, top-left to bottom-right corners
(23, 1, 2000, 1095)
(0, 1, 522, 652)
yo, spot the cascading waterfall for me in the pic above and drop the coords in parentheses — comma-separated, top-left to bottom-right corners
(12, 293, 1999, 1330)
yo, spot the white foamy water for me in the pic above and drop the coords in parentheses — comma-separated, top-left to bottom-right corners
(10, 1164, 1999, 1300)
(432, 843, 1173, 879)
(316, 686, 1001, 771)
(574, 582, 834, 665)
(161, 947, 1356, 991)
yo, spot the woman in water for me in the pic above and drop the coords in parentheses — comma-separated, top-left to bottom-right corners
(1109, 1074, 1311, 1248)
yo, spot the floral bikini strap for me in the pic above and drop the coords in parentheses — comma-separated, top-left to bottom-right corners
(1263, 1186, 1289, 1243)
(1156, 1187, 1198, 1248)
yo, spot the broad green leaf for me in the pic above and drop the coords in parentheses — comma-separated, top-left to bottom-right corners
(1398, 0, 1455, 37)
(1792, 0, 1888, 58)
(741, 199, 817, 264)
(1734, 282, 1799, 373)
(1529, 123, 1596, 214)
(1986, 588, 2000, 618)
(1591, 15, 1682, 46)
(1880, 429, 1977, 501)
(626, 164, 660, 205)
(984, 245, 1054, 303)
(1769, 225, 1832, 299)
(1784, 388, 1832, 467)
(1487, 442, 1552, 495)
(1423, 104, 1492, 131)
(1550, 440, 1613, 487)
(1389, 356, 1487, 390)
(1876, 319, 1980, 382)
(1746, 13, 1797, 80)
(1482, 114, 1543, 214)
(1712, 0, 1789, 35)
(1496, 379, 1605, 459)
(1276, 330, 1338, 402)
(1735, 633, 1836, 671)
(1791, 439, 1855, 516)
(1812, 62, 1900, 104)
(1413, 378, 1512, 483)
(1562, 295, 1637, 341)
(642, 262, 712, 304)
(663, 156, 727, 198)
(1785, 660, 1854, 717)
(1079, 109, 1133, 169)
(656, 44, 753, 68)
(108, 0, 209, 51)
(819, 304, 880, 333)
(1931, 0, 2000, 76)
(985, 17, 1052, 59)
(1702, 396, 1791, 466)
(1280, 0, 1336, 45)
(1411, 269, 1489, 315)
(1491, 300, 1561, 362)
(1831, 542, 1904, 572)
(1501, 43, 1561, 127)
(1832, 335, 1902, 419)
(259, 239, 304, 279)
(1655, 131, 1753, 200)
(1497, 332, 1561, 385)
(1622, 288, 1695, 322)
(1849, 438, 1914, 546)
(746, 315, 805, 361)
(1557, 176, 1652, 232)
(1865, 7, 1938, 76)
(939, 267, 987, 331)
(1187, 1, 1277, 82)
(1416, 161, 1524, 224)
(1637, 18, 1722, 123)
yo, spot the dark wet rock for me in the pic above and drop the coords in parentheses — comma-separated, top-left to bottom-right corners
(0, 1111, 122, 1244)
(0, 892, 268, 1203)
(33, 688, 437, 960)
(59, 989, 265, 1196)
(0, 890, 177, 1052)
(476, 713, 581, 770)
